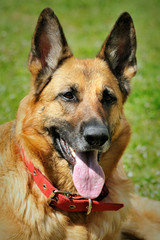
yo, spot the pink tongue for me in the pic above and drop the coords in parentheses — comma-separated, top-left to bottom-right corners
(73, 151, 105, 199)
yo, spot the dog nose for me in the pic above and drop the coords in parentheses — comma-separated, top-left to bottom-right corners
(83, 123, 109, 147)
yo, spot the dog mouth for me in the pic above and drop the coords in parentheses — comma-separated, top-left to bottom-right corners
(56, 137, 105, 199)
(59, 138, 76, 166)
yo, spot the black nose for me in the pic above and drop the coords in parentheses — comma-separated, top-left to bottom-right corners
(83, 123, 109, 147)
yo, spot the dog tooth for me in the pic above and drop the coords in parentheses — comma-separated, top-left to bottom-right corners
(70, 147, 76, 158)
(72, 150, 76, 158)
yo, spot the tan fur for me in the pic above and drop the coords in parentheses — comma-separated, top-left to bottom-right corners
(0, 57, 132, 240)
(122, 195, 160, 240)
(0, 8, 159, 240)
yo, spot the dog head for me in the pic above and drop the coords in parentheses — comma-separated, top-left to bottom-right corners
(17, 8, 136, 199)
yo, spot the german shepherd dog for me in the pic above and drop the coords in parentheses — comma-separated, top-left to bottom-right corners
(0, 8, 160, 240)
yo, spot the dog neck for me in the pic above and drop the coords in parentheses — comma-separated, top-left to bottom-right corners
(20, 145, 124, 215)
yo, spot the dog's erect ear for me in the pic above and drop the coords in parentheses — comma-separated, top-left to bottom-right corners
(97, 12, 137, 98)
(28, 8, 73, 95)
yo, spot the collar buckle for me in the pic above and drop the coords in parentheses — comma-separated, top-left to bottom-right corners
(49, 190, 74, 204)
(54, 190, 73, 199)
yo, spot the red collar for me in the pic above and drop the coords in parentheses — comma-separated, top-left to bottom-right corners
(20, 146, 123, 214)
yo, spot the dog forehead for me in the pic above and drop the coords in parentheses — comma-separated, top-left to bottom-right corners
(52, 57, 119, 92)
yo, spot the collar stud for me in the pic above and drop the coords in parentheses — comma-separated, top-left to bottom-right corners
(69, 205, 76, 209)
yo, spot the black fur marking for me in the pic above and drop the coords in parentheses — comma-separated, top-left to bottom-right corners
(45, 117, 111, 154)
(121, 232, 144, 240)
(97, 12, 136, 101)
(34, 72, 52, 100)
(104, 13, 135, 77)
(117, 76, 131, 101)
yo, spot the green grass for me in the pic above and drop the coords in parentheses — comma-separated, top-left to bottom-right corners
(0, 0, 160, 200)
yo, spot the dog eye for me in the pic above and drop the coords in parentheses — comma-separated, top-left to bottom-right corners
(102, 90, 117, 105)
(62, 91, 75, 101)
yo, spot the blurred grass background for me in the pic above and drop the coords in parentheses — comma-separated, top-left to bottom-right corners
(0, 0, 160, 200)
